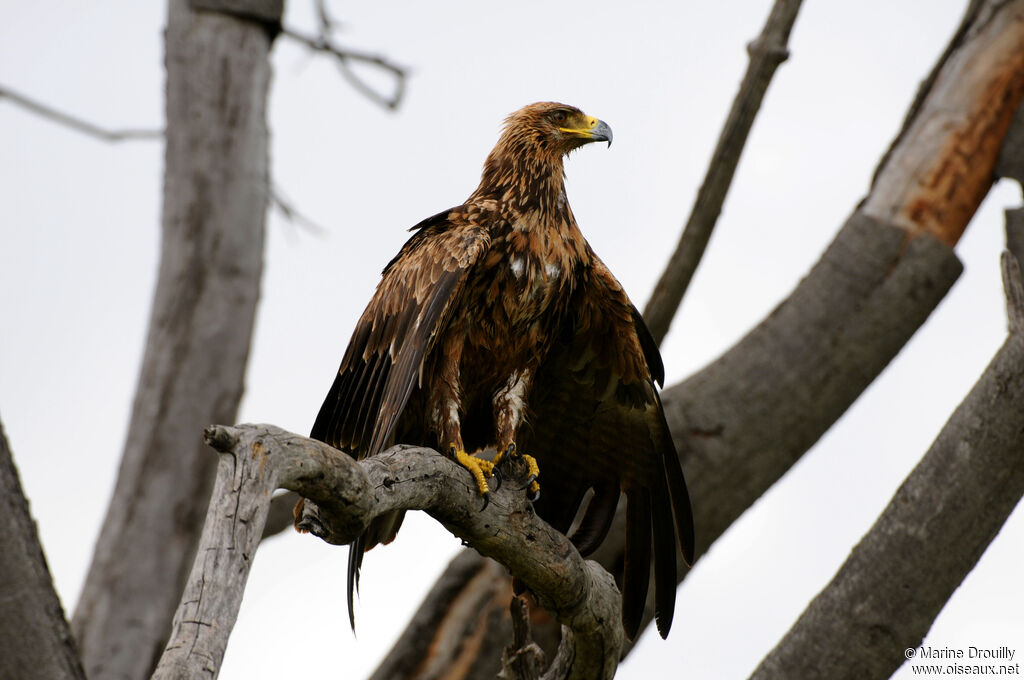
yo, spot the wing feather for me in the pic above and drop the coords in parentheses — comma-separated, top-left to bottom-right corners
(523, 252, 694, 640)
(310, 208, 490, 633)
(311, 209, 489, 458)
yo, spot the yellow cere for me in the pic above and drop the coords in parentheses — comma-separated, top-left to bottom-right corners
(558, 115, 599, 136)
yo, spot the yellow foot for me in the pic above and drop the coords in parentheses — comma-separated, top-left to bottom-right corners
(495, 442, 541, 501)
(451, 445, 496, 509)
(521, 453, 541, 500)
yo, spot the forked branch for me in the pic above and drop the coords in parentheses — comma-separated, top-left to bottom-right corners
(152, 425, 622, 680)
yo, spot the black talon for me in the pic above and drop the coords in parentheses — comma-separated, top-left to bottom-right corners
(527, 487, 540, 502)
(481, 491, 491, 511)
(506, 442, 517, 457)
(492, 466, 503, 491)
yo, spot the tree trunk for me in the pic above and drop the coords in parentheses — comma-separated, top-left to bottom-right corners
(0, 416, 87, 680)
(70, 2, 277, 678)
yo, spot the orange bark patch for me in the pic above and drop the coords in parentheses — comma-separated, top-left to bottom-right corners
(865, 6, 1024, 247)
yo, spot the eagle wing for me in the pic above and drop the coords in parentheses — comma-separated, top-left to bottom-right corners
(523, 252, 695, 640)
(310, 208, 490, 629)
(311, 208, 490, 458)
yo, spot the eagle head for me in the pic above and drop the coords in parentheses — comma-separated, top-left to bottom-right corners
(500, 102, 613, 158)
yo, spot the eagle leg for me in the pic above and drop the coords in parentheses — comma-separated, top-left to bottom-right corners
(450, 444, 496, 510)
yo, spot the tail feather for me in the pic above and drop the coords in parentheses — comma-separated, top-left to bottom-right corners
(571, 482, 619, 556)
(346, 535, 365, 632)
(650, 476, 677, 638)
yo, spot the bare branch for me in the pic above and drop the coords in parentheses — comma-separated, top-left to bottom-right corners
(0, 84, 162, 143)
(499, 597, 546, 680)
(862, 0, 1024, 245)
(154, 425, 623, 680)
(643, 0, 804, 344)
(279, 21, 407, 110)
(751, 253, 1024, 680)
(0, 416, 87, 680)
(1002, 250, 1024, 333)
(0, 83, 325, 245)
(270, 186, 328, 236)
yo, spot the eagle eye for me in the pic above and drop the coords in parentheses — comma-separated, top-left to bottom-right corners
(550, 110, 568, 124)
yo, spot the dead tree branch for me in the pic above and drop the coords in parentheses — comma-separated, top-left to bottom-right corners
(0, 84, 161, 142)
(70, 2, 275, 678)
(0, 416, 86, 680)
(0, 85, 327, 239)
(862, 0, 1024, 246)
(750, 247, 1024, 680)
(153, 424, 622, 680)
(280, 4, 407, 111)
(643, 0, 804, 344)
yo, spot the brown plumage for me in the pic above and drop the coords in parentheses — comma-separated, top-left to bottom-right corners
(310, 102, 694, 640)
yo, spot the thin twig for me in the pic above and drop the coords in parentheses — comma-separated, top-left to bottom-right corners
(279, 24, 407, 110)
(0, 84, 162, 142)
(270, 186, 329, 236)
(642, 0, 804, 344)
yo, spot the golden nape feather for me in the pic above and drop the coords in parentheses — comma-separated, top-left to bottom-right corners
(308, 102, 694, 640)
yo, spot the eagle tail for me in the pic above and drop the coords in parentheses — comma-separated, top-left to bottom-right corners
(346, 536, 365, 632)
(346, 509, 407, 631)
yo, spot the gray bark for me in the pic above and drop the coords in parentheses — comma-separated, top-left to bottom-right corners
(70, 2, 276, 678)
(154, 425, 622, 680)
(750, 250, 1024, 680)
(0, 416, 87, 680)
(665, 212, 962, 554)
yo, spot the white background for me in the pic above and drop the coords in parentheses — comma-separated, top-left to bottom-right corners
(1, 1, 1021, 677)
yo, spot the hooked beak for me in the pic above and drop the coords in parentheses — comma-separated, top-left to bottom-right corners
(589, 119, 613, 147)
(559, 115, 613, 148)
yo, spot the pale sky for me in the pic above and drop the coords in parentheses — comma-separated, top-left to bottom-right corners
(1, 1, 1021, 678)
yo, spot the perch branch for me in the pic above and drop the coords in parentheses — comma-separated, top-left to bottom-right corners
(152, 424, 622, 680)
(643, 0, 804, 344)
(750, 246, 1024, 680)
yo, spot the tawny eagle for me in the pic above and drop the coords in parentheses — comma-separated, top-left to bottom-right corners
(310, 102, 694, 640)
